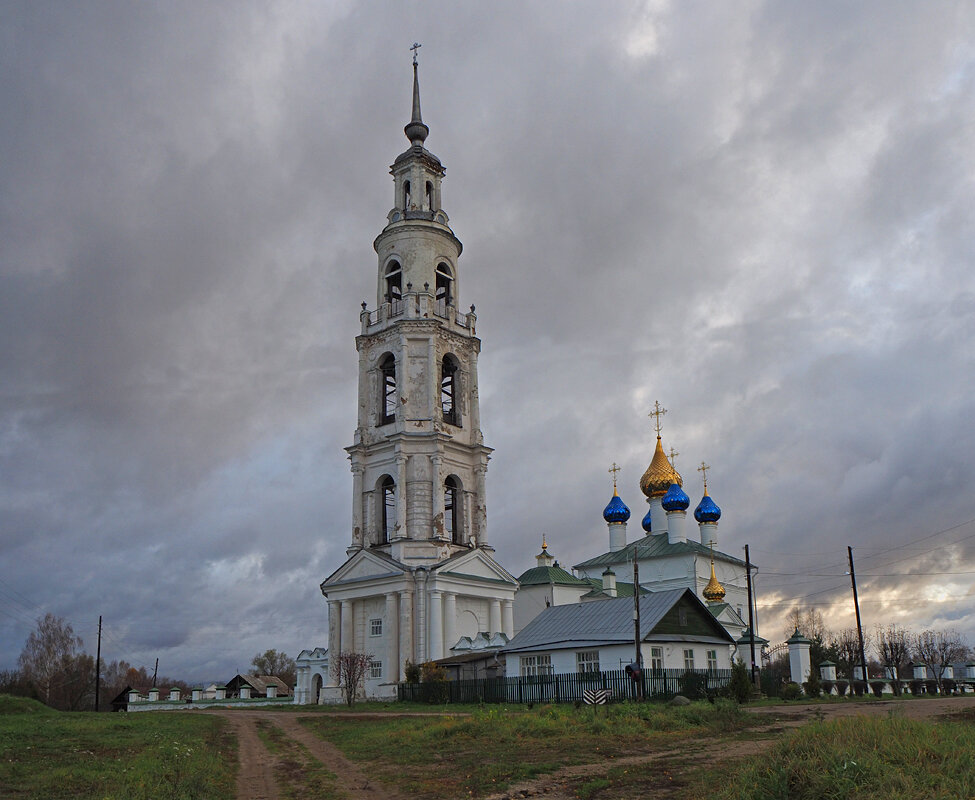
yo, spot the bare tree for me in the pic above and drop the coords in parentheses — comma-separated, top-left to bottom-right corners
(251, 649, 296, 688)
(17, 614, 86, 707)
(332, 652, 373, 707)
(832, 627, 872, 681)
(875, 624, 911, 693)
(912, 629, 967, 693)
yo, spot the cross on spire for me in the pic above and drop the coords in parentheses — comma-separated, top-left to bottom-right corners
(608, 462, 621, 492)
(698, 461, 711, 492)
(648, 400, 667, 437)
(668, 447, 679, 470)
(410, 42, 421, 65)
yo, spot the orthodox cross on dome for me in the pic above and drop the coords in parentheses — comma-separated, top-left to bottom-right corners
(608, 462, 621, 492)
(668, 447, 679, 470)
(698, 461, 710, 493)
(410, 42, 421, 65)
(648, 401, 667, 438)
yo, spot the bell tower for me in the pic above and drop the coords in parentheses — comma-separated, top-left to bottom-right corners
(346, 56, 492, 566)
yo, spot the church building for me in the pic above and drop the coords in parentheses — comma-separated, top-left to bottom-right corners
(303, 58, 518, 703)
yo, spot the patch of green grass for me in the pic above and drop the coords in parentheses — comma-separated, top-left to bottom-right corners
(0, 699, 235, 799)
(302, 699, 755, 798)
(253, 719, 344, 800)
(0, 695, 56, 715)
(688, 714, 975, 799)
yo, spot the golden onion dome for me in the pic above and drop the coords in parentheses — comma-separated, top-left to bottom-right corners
(640, 437, 683, 498)
(702, 558, 726, 603)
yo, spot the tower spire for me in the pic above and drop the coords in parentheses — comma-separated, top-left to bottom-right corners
(405, 44, 429, 146)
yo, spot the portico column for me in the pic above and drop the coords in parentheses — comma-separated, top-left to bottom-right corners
(385, 592, 399, 682)
(489, 599, 502, 634)
(444, 592, 457, 653)
(327, 600, 340, 686)
(502, 599, 514, 638)
(341, 600, 353, 655)
(428, 590, 443, 661)
(399, 590, 414, 672)
(396, 455, 408, 538)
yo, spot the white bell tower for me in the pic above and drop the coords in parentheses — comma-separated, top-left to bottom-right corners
(346, 56, 492, 565)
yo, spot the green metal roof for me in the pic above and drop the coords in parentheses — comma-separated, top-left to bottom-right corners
(516, 564, 589, 587)
(573, 535, 747, 570)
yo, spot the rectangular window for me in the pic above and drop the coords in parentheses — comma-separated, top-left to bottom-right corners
(650, 646, 663, 671)
(576, 650, 599, 673)
(370, 618, 382, 637)
(707, 649, 718, 671)
(520, 654, 553, 677)
(369, 660, 382, 679)
(683, 649, 695, 670)
(678, 606, 688, 626)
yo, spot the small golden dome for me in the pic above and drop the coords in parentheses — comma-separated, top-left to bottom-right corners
(640, 437, 683, 498)
(703, 558, 726, 603)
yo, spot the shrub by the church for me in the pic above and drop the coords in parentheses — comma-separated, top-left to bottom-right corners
(834, 680, 848, 696)
(419, 661, 449, 704)
(852, 680, 866, 697)
(802, 671, 821, 698)
(821, 680, 834, 696)
(728, 658, 753, 704)
(925, 680, 939, 695)
(781, 682, 802, 701)
(943, 678, 956, 695)
(910, 680, 924, 695)
(678, 670, 708, 700)
(404, 660, 421, 684)
(869, 680, 884, 698)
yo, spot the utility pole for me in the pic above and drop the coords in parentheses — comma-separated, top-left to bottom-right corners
(744, 545, 758, 688)
(633, 559, 643, 699)
(94, 615, 102, 712)
(152, 658, 159, 688)
(848, 546, 868, 684)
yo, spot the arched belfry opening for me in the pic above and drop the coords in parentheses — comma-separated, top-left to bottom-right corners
(379, 353, 396, 426)
(441, 354, 459, 426)
(384, 262, 402, 304)
(379, 475, 395, 544)
(403, 180, 411, 210)
(425, 181, 434, 211)
(444, 475, 462, 544)
(435, 262, 453, 310)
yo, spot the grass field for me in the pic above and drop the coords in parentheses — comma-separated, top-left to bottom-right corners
(301, 698, 753, 798)
(0, 695, 236, 800)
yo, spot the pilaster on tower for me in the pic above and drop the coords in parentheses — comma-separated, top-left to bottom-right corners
(346, 58, 492, 567)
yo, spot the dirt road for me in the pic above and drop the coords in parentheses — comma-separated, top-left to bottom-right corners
(213, 697, 975, 800)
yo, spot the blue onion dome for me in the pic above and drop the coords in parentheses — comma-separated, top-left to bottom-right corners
(661, 482, 690, 512)
(603, 490, 631, 523)
(641, 506, 653, 532)
(694, 491, 722, 523)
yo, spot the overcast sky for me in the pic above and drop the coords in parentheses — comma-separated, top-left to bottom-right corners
(2, 1, 974, 682)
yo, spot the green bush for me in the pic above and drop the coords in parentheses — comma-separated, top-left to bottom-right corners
(851, 680, 866, 697)
(869, 680, 884, 698)
(404, 660, 421, 683)
(782, 682, 802, 701)
(803, 671, 821, 698)
(821, 680, 834, 696)
(910, 680, 924, 695)
(419, 661, 449, 704)
(834, 680, 848, 696)
(728, 658, 753, 704)
(678, 670, 708, 700)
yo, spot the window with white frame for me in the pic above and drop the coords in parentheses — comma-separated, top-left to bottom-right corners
(707, 649, 718, 671)
(576, 650, 599, 673)
(650, 646, 663, 671)
(369, 660, 382, 679)
(683, 649, 695, 670)
(520, 654, 553, 677)
(370, 618, 382, 637)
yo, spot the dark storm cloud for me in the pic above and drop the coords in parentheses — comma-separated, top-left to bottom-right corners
(2, 1, 974, 678)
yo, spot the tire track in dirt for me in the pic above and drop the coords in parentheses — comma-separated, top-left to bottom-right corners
(221, 713, 279, 800)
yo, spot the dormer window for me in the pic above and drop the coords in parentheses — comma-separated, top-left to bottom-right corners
(384, 262, 402, 303)
(435, 262, 453, 308)
(380, 354, 396, 426)
(441, 355, 459, 426)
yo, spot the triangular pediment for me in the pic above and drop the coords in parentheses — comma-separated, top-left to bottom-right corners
(321, 549, 406, 588)
(434, 548, 518, 586)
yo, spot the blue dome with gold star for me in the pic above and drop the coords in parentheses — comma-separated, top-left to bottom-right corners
(661, 482, 690, 512)
(694, 491, 722, 523)
(603, 491, 631, 523)
(641, 507, 652, 532)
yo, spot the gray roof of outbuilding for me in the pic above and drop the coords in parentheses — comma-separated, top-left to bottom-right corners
(502, 589, 732, 653)
(573, 535, 747, 570)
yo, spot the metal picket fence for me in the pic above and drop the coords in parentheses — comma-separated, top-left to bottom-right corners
(397, 667, 732, 705)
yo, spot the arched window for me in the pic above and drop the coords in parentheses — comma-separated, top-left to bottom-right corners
(381, 476, 395, 543)
(425, 181, 434, 210)
(403, 180, 411, 209)
(441, 355, 458, 426)
(444, 476, 461, 544)
(380, 354, 396, 426)
(435, 262, 453, 308)
(384, 262, 402, 304)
